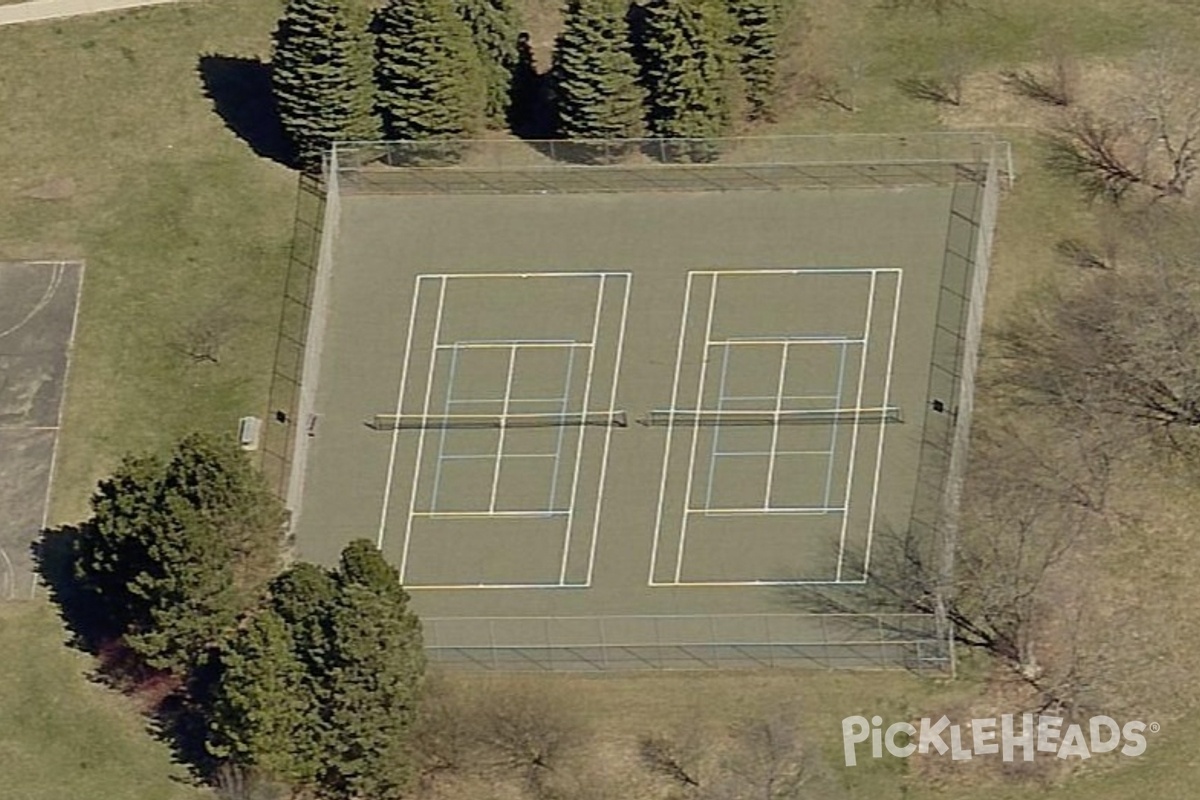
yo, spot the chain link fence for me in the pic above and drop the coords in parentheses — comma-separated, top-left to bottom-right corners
(333, 134, 1013, 195)
(423, 612, 952, 672)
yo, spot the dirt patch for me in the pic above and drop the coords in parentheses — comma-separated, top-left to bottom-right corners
(18, 177, 76, 201)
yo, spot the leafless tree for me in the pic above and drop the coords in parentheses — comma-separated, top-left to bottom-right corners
(712, 714, 816, 800)
(996, 215, 1200, 438)
(469, 681, 585, 799)
(897, 46, 971, 106)
(1046, 50, 1200, 201)
(1001, 54, 1076, 107)
(639, 731, 705, 796)
(170, 296, 247, 365)
(639, 712, 824, 800)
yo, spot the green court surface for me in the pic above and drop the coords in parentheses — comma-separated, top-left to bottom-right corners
(291, 160, 992, 669)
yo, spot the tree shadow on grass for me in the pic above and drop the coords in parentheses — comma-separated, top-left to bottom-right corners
(197, 54, 295, 168)
(30, 524, 120, 654)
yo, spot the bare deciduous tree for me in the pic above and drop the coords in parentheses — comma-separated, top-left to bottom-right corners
(471, 682, 584, 798)
(997, 218, 1200, 437)
(1046, 50, 1200, 200)
(713, 714, 815, 800)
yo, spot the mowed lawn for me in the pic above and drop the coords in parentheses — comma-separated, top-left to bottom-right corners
(0, 604, 207, 799)
(1, 0, 1200, 797)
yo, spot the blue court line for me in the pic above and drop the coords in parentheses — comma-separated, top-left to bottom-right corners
(823, 341, 851, 508)
(704, 342, 733, 510)
(429, 345, 462, 513)
(546, 347, 576, 514)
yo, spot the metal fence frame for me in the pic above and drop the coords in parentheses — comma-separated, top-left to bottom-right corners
(423, 612, 953, 673)
(332, 134, 1013, 195)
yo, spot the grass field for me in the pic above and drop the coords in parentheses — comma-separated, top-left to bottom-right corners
(0, 605, 207, 799)
(2, 0, 1200, 795)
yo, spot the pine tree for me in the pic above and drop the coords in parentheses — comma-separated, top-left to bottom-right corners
(374, 0, 488, 144)
(453, 0, 522, 124)
(727, 0, 782, 119)
(319, 542, 425, 799)
(205, 610, 318, 784)
(638, 0, 734, 149)
(552, 0, 646, 143)
(271, 0, 379, 170)
(73, 434, 285, 672)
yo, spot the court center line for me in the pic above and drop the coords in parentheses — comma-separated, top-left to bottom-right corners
(762, 341, 791, 510)
(862, 270, 904, 579)
(674, 273, 720, 584)
(488, 345, 520, 513)
(560, 275, 606, 584)
(398, 276, 449, 582)
(649, 271, 695, 586)
(585, 274, 631, 586)
(835, 271, 878, 582)
(378, 274, 430, 553)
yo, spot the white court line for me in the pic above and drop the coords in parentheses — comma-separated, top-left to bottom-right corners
(687, 506, 846, 516)
(416, 581, 586, 590)
(861, 271, 904, 579)
(32, 262, 84, 600)
(397, 271, 632, 592)
(0, 426, 60, 432)
(648, 272, 696, 585)
(434, 341, 593, 350)
(834, 272, 878, 582)
(649, 578, 869, 587)
(0, 262, 63, 340)
(398, 277, 449, 582)
(377, 274, 428, 551)
(584, 274, 631, 585)
(690, 268, 892, 277)
(488, 345, 520, 513)
(673, 273, 719, 584)
(416, 271, 619, 280)
(412, 510, 568, 519)
(559, 275, 606, 584)
(762, 341, 790, 508)
(707, 337, 867, 347)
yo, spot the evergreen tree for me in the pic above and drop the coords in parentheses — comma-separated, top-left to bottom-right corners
(205, 610, 318, 784)
(271, 0, 379, 170)
(638, 0, 734, 148)
(374, 0, 488, 143)
(552, 0, 646, 142)
(453, 0, 522, 124)
(319, 541, 425, 799)
(727, 0, 782, 119)
(73, 434, 285, 672)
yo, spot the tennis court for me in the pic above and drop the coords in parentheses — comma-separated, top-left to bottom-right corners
(288, 136, 1002, 669)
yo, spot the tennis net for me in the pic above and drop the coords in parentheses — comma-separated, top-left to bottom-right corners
(643, 406, 902, 426)
(370, 410, 628, 430)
